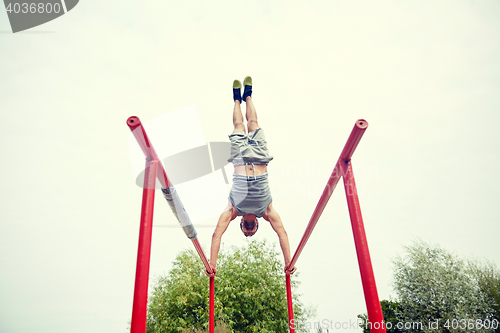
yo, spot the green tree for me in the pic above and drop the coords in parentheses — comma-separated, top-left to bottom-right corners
(180, 320, 231, 333)
(146, 239, 312, 333)
(392, 240, 495, 333)
(468, 259, 500, 333)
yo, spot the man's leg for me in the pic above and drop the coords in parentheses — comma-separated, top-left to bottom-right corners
(242, 76, 260, 133)
(245, 97, 260, 133)
(233, 100, 246, 134)
(232, 80, 245, 134)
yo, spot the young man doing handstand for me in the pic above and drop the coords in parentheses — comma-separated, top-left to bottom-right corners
(206, 77, 297, 277)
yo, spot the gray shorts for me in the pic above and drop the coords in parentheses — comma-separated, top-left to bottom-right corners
(228, 128, 274, 166)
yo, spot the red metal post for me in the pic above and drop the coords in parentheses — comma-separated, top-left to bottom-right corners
(128, 117, 215, 333)
(209, 277, 215, 333)
(285, 274, 295, 333)
(340, 161, 386, 333)
(127, 117, 214, 273)
(287, 119, 369, 270)
(192, 239, 215, 333)
(130, 159, 158, 333)
(193, 239, 215, 333)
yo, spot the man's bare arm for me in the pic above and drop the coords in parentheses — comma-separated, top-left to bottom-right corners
(206, 202, 235, 276)
(264, 203, 297, 274)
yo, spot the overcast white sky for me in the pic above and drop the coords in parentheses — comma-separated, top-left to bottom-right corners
(1, 1, 499, 332)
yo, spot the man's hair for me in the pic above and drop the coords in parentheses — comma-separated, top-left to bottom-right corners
(240, 218, 259, 237)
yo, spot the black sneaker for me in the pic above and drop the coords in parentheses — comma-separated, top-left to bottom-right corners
(242, 76, 252, 101)
(233, 80, 242, 103)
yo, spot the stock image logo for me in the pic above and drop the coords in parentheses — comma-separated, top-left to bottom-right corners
(3, 0, 79, 33)
(128, 106, 234, 227)
(135, 142, 232, 188)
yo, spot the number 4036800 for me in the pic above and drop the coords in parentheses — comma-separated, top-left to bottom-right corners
(444, 319, 499, 330)
(5, 2, 62, 14)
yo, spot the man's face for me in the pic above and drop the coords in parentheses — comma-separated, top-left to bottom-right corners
(240, 214, 258, 237)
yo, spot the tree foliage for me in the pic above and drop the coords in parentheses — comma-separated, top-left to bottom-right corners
(357, 240, 499, 333)
(468, 259, 500, 333)
(392, 240, 496, 333)
(146, 239, 312, 333)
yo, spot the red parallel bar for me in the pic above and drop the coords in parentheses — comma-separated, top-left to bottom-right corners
(288, 161, 342, 269)
(130, 160, 158, 333)
(340, 161, 386, 333)
(191, 239, 215, 333)
(285, 274, 295, 333)
(127, 117, 215, 332)
(127, 116, 171, 189)
(127, 116, 213, 272)
(287, 119, 368, 270)
(209, 277, 215, 333)
(339, 119, 368, 162)
(191, 238, 213, 274)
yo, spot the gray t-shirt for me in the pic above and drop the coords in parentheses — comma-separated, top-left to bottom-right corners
(228, 173, 272, 218)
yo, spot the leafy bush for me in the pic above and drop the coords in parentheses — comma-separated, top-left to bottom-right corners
(357, 240, 499, 333)
(146, 239, 312, 333)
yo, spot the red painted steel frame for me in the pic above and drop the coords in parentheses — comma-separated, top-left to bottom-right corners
(127, 116, 214, 275)
(287, 119, 368, 270)
(285, 274, 295, 333)
(130, 159, 158, 333)
(340, 161, 385, 332)
(339, 119, 369, 161)
(285, 119, 385, 333)
(127, 117, 215, 333)
(209, 277, 215, 333)
(193, 238, 215, 333)
(192, 238, 212, 271)
(127, 116, 171, 189)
